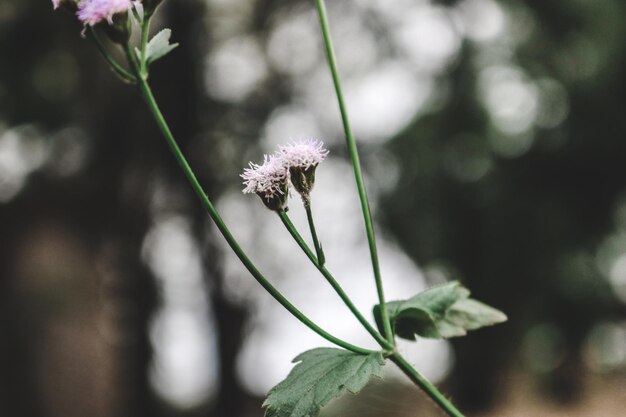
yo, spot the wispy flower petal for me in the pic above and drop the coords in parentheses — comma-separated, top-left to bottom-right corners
(76, 0, 131, 26)
(278, 139, 329, 171)
(241, 154, 289, 210)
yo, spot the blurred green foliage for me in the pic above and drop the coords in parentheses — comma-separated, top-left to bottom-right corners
(384, 0, 626, 408)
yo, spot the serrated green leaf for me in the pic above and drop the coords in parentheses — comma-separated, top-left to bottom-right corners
(374, 282, 507, 340)
(136, 29, 179, 66)
(263, 348, 385, 417)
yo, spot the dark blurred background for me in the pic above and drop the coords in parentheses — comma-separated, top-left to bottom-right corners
(1, 0, 626, 416)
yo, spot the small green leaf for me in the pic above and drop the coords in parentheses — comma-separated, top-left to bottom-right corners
(137, 29, 179, 66)
(374, 282, 507, 340)
(263, 348, 385, 417)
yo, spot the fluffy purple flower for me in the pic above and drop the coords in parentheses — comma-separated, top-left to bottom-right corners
(278, 139, 328, 197)
(76, 0, 131, 26)
(278, 139, 329, 171)
(241, 155, 290, 211)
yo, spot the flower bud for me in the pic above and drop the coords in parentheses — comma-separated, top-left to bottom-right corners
(289, 165, 317, 197)
(256, 189, 289, 211)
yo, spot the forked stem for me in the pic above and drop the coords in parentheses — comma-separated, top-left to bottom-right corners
(278, 209, 393, 350)
(134, 71, 370, 355)
(119, 16, 373, 356)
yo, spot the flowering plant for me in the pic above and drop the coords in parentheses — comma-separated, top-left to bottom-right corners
(51, 1, 507, 416)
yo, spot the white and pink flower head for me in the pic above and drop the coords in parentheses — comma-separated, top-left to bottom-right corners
(278, 139, 328, 197)
(241, 154, 290, 211)
(76, 0, 132, 26)
(242, 139, 328, 209)
(278, 139, 329, 172)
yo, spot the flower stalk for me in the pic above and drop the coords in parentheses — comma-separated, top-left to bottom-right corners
(88, 27, 136, 83)
(313, 0, 394, 347)
(303, 202, 325, 266)
(138, 5, 152, 78)
(276, 138, 329, 264)
(311, 3, 468, 416)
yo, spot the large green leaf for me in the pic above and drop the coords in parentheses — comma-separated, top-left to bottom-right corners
(263, 348, 385, 417)
(374, 282, 507, 340)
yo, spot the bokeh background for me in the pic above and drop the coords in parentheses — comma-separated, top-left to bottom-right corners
(1, 0, 626, 416)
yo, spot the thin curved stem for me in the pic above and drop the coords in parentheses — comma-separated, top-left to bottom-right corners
(88, 27, 136, 83)
(303, 200, 325, 266)
(390, 353, 465, 417)
(314, 0, 393, 346)
(278, 209, 393, 350)
(124, 43, 140, 79)
(123, 41, 372, 356)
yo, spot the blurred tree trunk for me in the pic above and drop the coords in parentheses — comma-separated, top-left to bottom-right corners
(0, 1, 255, 416)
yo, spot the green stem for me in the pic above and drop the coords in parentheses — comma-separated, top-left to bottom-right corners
(314, 0, 393, 346)
(312, 7, 464, 416)
(390, 353, 465, 417)
(124, 43, 140, 79)
(278, 209, 393, 350)
(303, 199, 326, 266)
(139, 10, 153, 78)
(88, 28, 136, 84)
(123, 43, 371, 356)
